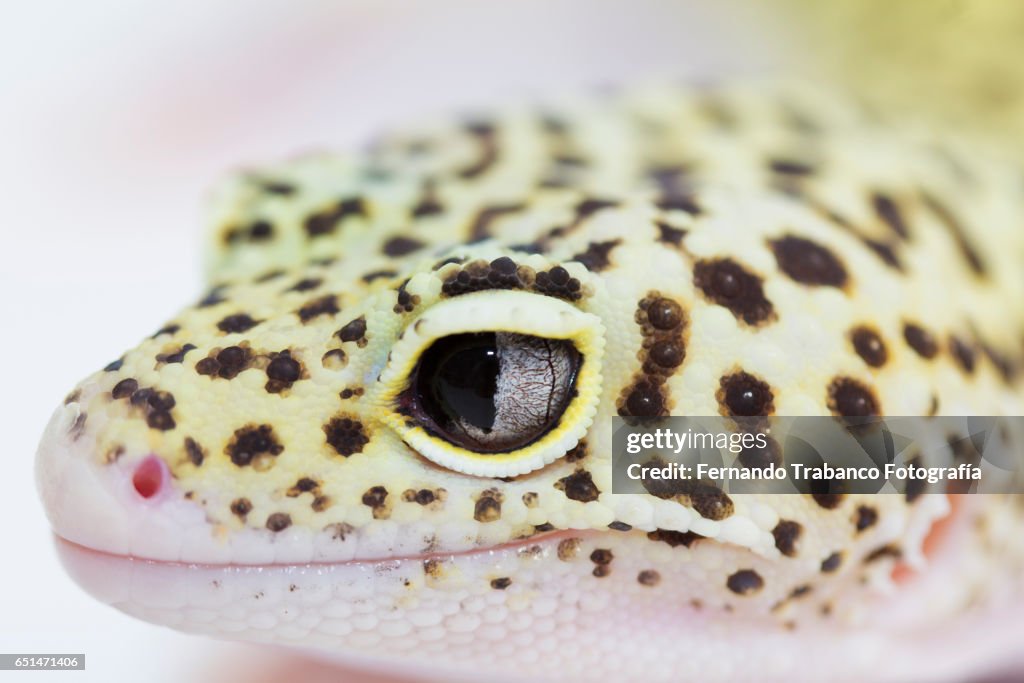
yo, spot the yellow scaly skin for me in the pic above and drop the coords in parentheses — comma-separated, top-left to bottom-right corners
(37, 82, 1024, 682)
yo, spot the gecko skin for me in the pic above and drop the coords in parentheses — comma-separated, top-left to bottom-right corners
(37, 83, 1024, 682)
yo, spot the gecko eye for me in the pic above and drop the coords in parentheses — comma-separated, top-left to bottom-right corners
(408, 332, 581, 452)
(377, 289, 605, 477)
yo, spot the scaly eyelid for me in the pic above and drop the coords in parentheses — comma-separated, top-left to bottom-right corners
(374, 290, 606, 478)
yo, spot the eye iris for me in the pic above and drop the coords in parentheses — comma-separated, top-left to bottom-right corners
(411, 332, 581, 453)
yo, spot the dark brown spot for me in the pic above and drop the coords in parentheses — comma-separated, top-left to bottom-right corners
(383, 236, 426, 257)
(411, 195, 444, 218)
(146, 411, 175, 431)
(266, 513, 292, 532)
(637, 570, 661, 586)
(812, 492, 845, 510)
(467, 204, 525, 241)
(458, 121, 498, 179)
(324, 416, 369, 457)
(820, 552, 843, 573)
(490, 577, 511, 590)
(862, 239, 903, 271)
(646, 298, 684, 331)
(112, 378, 138, 399)
(690, 485, 735, 521)
(646, 529, 704, 548)
(656, 222, 687, 247)
(769, 159, 816, 176)
(592, 565, 611, 578)
(920, 192, 986, 276)
(657, 194, 702, 215)
(827, 377, 880, 417)
(770, 235, 848, 288)
(854, 505, 878, 532)
(321, 348, 346, 370)
(648, 340, 685, 368)
(979, 340, 1017, 383)
(726, 569, 764, 595)
(362, 486, 388, 510)
(851, 326, 888, 368)
(403, 489, 437, 505)
(103, 359, 124, 372)
(872, 192, 910, 239)
(197, 287, 227, 308)
(904, 323, 938, 359)
(217, 314, 260, 334)
(230, 498, 252, 519)
(151, 324, 180, 338)
(255, 270, 285, 283)
(442, 257, 523, 296)
(590, 549, 614, 565)
(949, 335, 976, 374)
(608, 521, 632, 531)
(571, 240, 620, 272)
(474, 495, 502, 523)
(260, 180, 295, 196)
(226, 424, 283, 467)
(394, 278, 419, 314)
(556, 470, 600, 502)
(693, 258, 774, 325)
(155, 344, 197, 366)
(197, 345, 253, 380)
(336, 317, 367, 344)
(296, 295, 339, 323)
(533, 265, 582, 302)
(265, 352, 302, 392)
(719, 371, 774, 417)
(304, 197, 366, 237)
(184, 437, 205, 466)
(288, 477, 319, 496)
(772, 520, 802, 558)
(619, 378, 666, 418)
(361, 269, 398, 283)
(223, 220, 275, 245)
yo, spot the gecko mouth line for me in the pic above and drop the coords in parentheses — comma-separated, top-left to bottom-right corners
(53, 528, 588, 570)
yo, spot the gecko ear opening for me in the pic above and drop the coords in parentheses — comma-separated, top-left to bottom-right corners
(377, 290, 605, 477)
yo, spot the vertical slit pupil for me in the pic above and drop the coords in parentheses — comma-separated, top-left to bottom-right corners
(418, 333, 500, 431)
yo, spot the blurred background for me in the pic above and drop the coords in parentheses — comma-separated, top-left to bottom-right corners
(1, 1, 1021, 681)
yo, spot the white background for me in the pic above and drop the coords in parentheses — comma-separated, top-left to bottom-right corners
(0, 2, 792, 681)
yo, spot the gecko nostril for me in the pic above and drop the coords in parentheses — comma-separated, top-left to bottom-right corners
(132, 455, 167, 500)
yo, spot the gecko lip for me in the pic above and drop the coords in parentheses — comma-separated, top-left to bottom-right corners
(53, 528, 586, 571)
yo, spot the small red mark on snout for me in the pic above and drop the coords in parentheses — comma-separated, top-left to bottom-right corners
(132, 455, 167, 499)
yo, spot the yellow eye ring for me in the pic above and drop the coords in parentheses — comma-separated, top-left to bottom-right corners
(377, 290, 605, 477)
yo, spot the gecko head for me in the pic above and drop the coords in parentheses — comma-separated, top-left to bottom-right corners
(38, 197, 972, 659)
(34, 79, 1024, 678)
(35, 243, 620, 566)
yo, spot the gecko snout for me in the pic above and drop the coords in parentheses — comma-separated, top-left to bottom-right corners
(36, 393, 216, 562)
